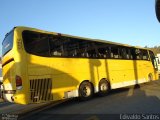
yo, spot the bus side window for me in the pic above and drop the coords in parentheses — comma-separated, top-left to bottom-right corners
(64, 40, 79, 57)
(119, 47, 126, 59)
(126, 48, 131, 59)
(87, 42, 97, 58)
(149, 51, 158, 69)
(141, 50, 149, 60)
(110, 52, 113, 58)
(50, 38, 63, 57)
(23, 31, 50, 57)
(128, 49, 133, 59)
(120, 47, 130, 60)
(131, 48, 142, 60)
(97, 44, 110, 59)
(131, 48, 137, 60)
(135, 49, 141, 60)
(77, 40, 91, 58)
(111, 46, 119, 59)
(149, 51, 155, 64)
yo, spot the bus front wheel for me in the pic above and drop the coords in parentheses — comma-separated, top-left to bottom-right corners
(79, 81, 93, 100)
(99, 79, 110, 96)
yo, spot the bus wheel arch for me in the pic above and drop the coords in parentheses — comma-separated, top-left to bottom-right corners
(98, 78, 110, 96)
(78, 80, 94, 100)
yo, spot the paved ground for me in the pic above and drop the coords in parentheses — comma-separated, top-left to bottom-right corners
(24, 80, 160, 120)
(1, 80, 160, 120)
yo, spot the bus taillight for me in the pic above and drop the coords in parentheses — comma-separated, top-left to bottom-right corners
(16, 75, 22, 90)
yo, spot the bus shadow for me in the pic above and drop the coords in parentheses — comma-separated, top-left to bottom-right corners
(22, 80, 160, 120)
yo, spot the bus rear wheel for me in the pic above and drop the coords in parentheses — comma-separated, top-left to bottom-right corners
(99, 79, 110, 96)
(79, 81, 93, 100)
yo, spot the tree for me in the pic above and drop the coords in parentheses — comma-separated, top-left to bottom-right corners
(146, 46, 160, 55)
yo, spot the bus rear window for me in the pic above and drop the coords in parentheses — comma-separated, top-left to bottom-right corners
(2, 31, 14, 56)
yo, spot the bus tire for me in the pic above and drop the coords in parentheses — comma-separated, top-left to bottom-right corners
(99, 79, 110, 96)
(79, 81, 93, 100)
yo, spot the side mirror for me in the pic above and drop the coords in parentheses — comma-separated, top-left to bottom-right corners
(154, 59, 158, 71)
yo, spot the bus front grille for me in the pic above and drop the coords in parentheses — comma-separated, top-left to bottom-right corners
(29, 78, 53, 103)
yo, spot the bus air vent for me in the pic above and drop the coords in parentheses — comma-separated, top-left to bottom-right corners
(29, 78, 53, 103)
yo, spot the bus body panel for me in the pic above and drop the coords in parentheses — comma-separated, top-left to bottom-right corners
(26, 54, 158, 103)
(2, 31, 16, 102)
(2, 28, 29, 104)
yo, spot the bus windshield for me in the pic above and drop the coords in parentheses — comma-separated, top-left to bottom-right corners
(0, 68, 2, 77)
(2, 31, 14, 56)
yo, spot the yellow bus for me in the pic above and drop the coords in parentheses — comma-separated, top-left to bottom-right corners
(2, 26, 158, 104)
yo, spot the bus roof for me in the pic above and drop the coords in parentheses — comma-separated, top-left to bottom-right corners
(14, 26, 148, 50)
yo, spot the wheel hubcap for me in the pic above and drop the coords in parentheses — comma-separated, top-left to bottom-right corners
(82, 86, 91, 97)
(100, 83, 107, 91)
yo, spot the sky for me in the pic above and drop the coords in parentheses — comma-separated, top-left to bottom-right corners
(0, 0, 160, 56)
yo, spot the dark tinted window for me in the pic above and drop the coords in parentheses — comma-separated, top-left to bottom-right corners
(22, 30, 149, 61)
(62, 38, 97, 58)
(22, 30, 98, 58)
(130, 48, 149, 60)
(149, 50, 155, 60)
(149, 50, 155, 64)
(2, 31, 14, 56)
(0, 68, 2, 77)
(119, 47, 131, 59)
(125, 48, 131, 59)
(80, 41, 97, 58)
(130, 48, 141, 60)
(141, 50, 149, 60)
(96, 42, 110, 58)
(149, 50, 158, 68)
(110, 46, 120, 59)
(135, 49, 142, 60)
(50, 36, 64, 57)
(62, 38, 78, 57)
(23, 31, 50, 57)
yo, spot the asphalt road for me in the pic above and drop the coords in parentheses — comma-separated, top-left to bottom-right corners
(21, 80, 160, 120)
